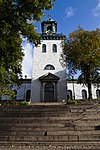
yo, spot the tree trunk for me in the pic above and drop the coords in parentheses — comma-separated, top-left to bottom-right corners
(87, 82, 92, 99)
(86, 71, 92, 100)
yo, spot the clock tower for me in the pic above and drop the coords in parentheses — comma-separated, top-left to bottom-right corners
(31, 16, 66, 102)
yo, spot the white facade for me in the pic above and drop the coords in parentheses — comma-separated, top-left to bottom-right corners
(31, 40, 66, 102)
(31, 17, 66, 102)
(1, 79, 100, 101)
(2, 79, 31, 101)
(32, 40, 65, 78)
(67, 81, 100, 100)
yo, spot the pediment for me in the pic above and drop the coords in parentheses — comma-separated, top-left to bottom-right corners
(39, 73, 59, 81)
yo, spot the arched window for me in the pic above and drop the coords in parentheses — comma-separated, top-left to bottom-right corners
(26, 90, 31, 101)
(13, 90, 17, 100)
(82, 90, 87, 99)
(96, 89, 100, 99)
(47, 26, 52, 32)
(44, 64, 55, 70)
(52, 44, 57, 52)
(42, 44, 46, 52)
(67, 90, 72, 100)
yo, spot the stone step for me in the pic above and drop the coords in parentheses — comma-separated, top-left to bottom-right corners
(0, 122, 66, 127)
(47, 130, 100, 136)
(0, 105, 69, 111)
(0, 118, 100, 127)
(0, 119, 73, 124)
(0, 104, 98, 112)
(0, 135, 78, 142)
(0, 103, 99, 146)
(75, 120, 100, 126)
(0, 130, 100, 136)
(79, 134, 100, 141)
(0, 134, 100, 142)
(0, 113, 82, 119)
(0, 112, 71, 117)
(0, 125, 99, 134)
(0, 142, 100, 149)
(0, 126, 75, 132)
(0, 116, 75, 121)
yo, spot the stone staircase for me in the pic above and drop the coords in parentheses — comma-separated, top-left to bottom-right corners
(0, 102, 100, 149)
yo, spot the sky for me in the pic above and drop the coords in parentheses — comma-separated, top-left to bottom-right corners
(22, 0, 100, 78)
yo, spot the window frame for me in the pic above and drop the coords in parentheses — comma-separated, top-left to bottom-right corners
(44, 64, 55, 70)
(52, 44, 57, 52)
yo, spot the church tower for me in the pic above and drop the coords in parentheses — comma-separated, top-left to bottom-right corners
(31, 16, 66, 102)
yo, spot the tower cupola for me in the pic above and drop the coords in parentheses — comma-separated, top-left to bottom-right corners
(41, 15, 57, 34)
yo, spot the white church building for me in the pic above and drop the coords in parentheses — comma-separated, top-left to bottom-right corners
(1, 17, 100, 102)
(31, 16, 67, 102)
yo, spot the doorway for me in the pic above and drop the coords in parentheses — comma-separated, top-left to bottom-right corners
(44, 82, 54, 102)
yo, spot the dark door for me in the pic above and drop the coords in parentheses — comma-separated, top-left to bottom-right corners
(44, 82, 54, 102)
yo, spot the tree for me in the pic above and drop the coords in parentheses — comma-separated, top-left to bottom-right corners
(0, 0, 56, 97)
(61, 27, 100, 99)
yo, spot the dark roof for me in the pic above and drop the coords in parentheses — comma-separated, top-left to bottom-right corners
(39, 73, 59, 81)
(21, 79, 31, 83)
(40, 33, 66, 40)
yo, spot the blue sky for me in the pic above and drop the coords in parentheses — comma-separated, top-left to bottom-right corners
(22, 0, 100, 78)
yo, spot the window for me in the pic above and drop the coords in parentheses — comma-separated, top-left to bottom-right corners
(42, 44, 46, 52)
(82, 90, 87, 99)
(26, 90, 31, 101)
(44, 64, 55, 70)
(47, 26, 52, 32)
(52, 44, 57, 52)
(67, 90, 72, 100)
(96, 89, 100, 99)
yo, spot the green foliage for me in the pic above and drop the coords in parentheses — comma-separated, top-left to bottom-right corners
(61, 27, 100, 99)
(0, 100, 30, 106)
(67, 99, 80, 105)
(0, 0, 56, 96)
(20, 101, 30, 105)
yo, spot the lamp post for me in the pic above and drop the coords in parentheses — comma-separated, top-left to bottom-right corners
(72, 76, 75, 100)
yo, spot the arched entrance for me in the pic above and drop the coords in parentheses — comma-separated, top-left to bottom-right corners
(44, 82, 54, 102)
(96, 89, 100, 99)
(67, 90, 72, 100)
(39, 73, 59, 102)
(26, 90, 31, 101)
(82, 89, 87, 99)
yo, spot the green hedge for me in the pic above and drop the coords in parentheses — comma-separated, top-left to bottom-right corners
(0, 100, 30, 106)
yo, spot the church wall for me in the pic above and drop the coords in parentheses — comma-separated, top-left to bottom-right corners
(32, 40, 65, 79)
(67, 82, 100, 100)
(2, 81, 31, 100)
(31, 39, 67, 102)
(1, 80, 99, 101)
(31, 79, 40, 102)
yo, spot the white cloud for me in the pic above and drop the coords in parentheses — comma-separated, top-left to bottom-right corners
(92, 0, 100, 17)
(22, 40, 33, 78)
(65, 7, 76, 18)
